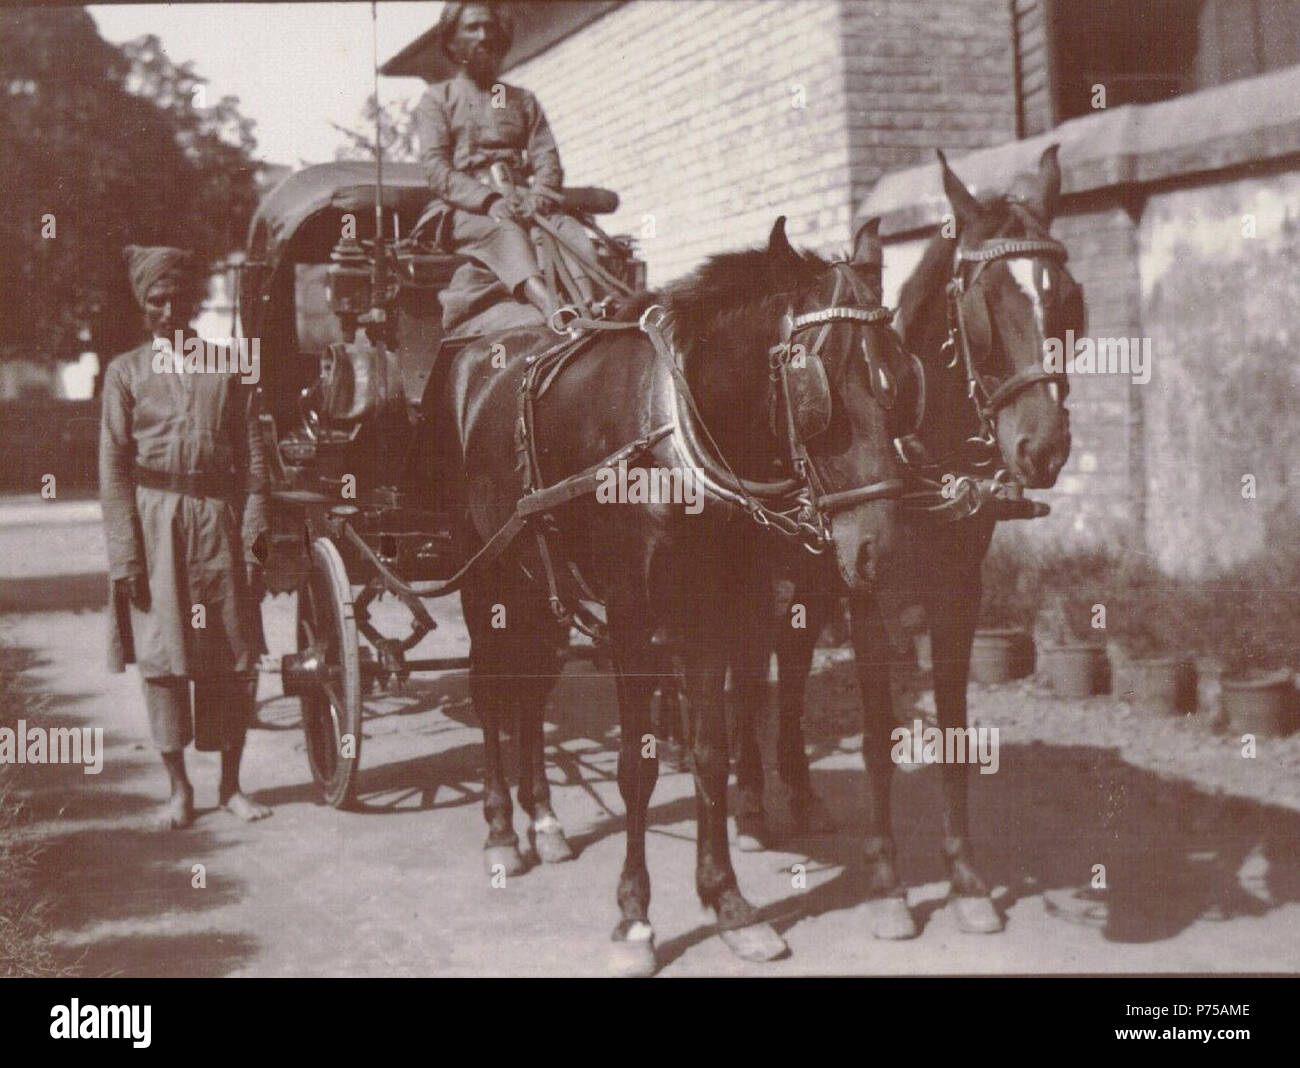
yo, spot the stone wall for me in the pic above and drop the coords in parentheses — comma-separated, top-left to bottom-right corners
(860, 66, 1300, 574)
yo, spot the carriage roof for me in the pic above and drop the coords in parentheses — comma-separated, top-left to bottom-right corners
(245, 161, 433, 270)
(241, 162, 435, 339)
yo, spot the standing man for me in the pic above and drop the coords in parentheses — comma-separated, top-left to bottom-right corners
(101, 245, 271, 829)
(414, 1, 598, 323)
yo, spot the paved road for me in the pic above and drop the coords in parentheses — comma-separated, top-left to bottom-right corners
(2, 503, 1298, 975)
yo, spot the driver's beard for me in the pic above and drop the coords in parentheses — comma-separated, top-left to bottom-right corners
(466, 58, 500, 85)
(457, 44, 503, 86)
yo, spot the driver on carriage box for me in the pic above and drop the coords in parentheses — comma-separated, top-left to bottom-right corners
(413, 1, 599, 324)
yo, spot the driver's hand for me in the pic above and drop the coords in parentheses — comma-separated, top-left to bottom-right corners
(487, 198, 523, 226)
(528, 190, 556, 217)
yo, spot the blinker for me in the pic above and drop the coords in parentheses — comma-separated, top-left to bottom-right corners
(783, 353, 832, 441)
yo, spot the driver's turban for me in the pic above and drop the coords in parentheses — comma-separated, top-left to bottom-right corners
(435, 2, 515, 58)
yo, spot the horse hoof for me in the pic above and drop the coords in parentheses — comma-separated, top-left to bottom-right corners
(734, 812, 769, 853)
(719, 921, 788, 962)
(790, 794, 835, 834)
(483, 843, 527, 878)
(609, 923, 657, 977)
(952, 895, 1003, 934)
(871, 896, 918, 940)
(531, 822, 575, 864)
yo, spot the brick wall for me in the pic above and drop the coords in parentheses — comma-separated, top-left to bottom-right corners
(841, 0, 1017, 209)
(508, 0, 854, 285)
(507, 0, 1016, 285)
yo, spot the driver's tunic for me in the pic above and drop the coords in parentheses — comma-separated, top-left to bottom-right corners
(414, 69, 594, 291)
(100, 340, 268, 748)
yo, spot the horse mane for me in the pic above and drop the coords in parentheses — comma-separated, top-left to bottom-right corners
(617, 245, 830, 377)
(895, 229, 955, 337)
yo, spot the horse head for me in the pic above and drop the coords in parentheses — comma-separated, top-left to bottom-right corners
(761, 216, 915, 589)
(937, 144, 1083, 488)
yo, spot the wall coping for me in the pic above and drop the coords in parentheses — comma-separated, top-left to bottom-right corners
(858, 65, 1300, 238)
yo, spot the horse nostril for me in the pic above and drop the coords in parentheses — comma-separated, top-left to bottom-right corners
(1014, 435, 1033, 472)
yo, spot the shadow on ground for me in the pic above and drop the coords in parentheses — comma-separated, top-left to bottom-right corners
(3, 641, 256, 976)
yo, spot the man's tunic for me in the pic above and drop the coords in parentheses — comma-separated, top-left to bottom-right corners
(415, 68, 564, 236)
(100, 341, 268, 678)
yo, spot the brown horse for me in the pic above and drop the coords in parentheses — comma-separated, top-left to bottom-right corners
(733, 145, 1083, 939)
(435, 217, 917, 975)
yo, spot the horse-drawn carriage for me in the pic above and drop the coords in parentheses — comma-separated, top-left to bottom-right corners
(238, 162, 645, 807)
(233, 144, 1081, 973)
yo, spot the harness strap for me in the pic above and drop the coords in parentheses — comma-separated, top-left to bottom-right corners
(404, 422, 676, 602)
(530, 212, 635, 297)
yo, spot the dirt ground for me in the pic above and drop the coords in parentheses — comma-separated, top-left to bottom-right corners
(2, 505, 1298, 976)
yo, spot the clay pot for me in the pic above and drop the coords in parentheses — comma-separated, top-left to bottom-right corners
(1219, 668, 1294, 737)
(1039, 644, 1109, 697)
(970, 628, 1033, 684)
(1117, 656, 1197, 716)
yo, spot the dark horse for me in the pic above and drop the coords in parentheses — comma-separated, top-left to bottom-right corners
(434, 217, 916, 975)
(732, 145, 1085, 939)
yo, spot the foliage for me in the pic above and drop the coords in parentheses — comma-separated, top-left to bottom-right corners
(333, 94, 417, 163)
(0, 10, 261, 363)
(977, 538, 1042, 630)
(1032, 546, 1118, 647)
(1203, 551, 1300, 677)
(1107, 552, 1195, 660)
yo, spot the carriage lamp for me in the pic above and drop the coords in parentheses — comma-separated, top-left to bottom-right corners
(327, 236, 372, 320)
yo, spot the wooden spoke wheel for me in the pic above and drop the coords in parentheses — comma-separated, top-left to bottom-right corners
(296, 537, 363, 808)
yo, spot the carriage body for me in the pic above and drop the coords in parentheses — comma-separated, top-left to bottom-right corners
(240, 162, 642, 805)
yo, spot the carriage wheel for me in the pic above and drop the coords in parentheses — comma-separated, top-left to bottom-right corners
(296, 537, 362, 808)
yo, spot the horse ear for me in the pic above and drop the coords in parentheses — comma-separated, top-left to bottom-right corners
(851, 216, 882, 267)
(937, 149, 980, 227)
(767, 215, 804, 277)
(1032, 143, 1062, 220)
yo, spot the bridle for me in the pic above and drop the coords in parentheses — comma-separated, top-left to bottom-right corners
(641, 261, 914, 553)
(942, 202, 1072, 446)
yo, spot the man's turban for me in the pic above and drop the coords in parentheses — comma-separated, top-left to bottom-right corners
(123, 245, 200, 308)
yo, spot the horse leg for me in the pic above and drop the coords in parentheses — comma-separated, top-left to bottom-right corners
(606, 605, 661, 977)
(462, 581, 526, 877)
(730, 600, 772, 852)
(502, 594, 571, 866)
(516, 670, 574, 865)
(852, 593, 916, 939)
(685, 578, 787, 963)
(776, 587, 834, 833)
(927, 581, 1003, 933)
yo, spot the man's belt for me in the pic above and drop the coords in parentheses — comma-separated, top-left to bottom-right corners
(133, 464, 243, 500)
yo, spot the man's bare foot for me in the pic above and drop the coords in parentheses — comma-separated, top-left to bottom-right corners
(154, 785, 194, 831)
(221, 791, 271, 822)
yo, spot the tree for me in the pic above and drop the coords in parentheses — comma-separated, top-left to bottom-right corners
(333, 94, 417, 163)
(0, 9, 262, 363)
